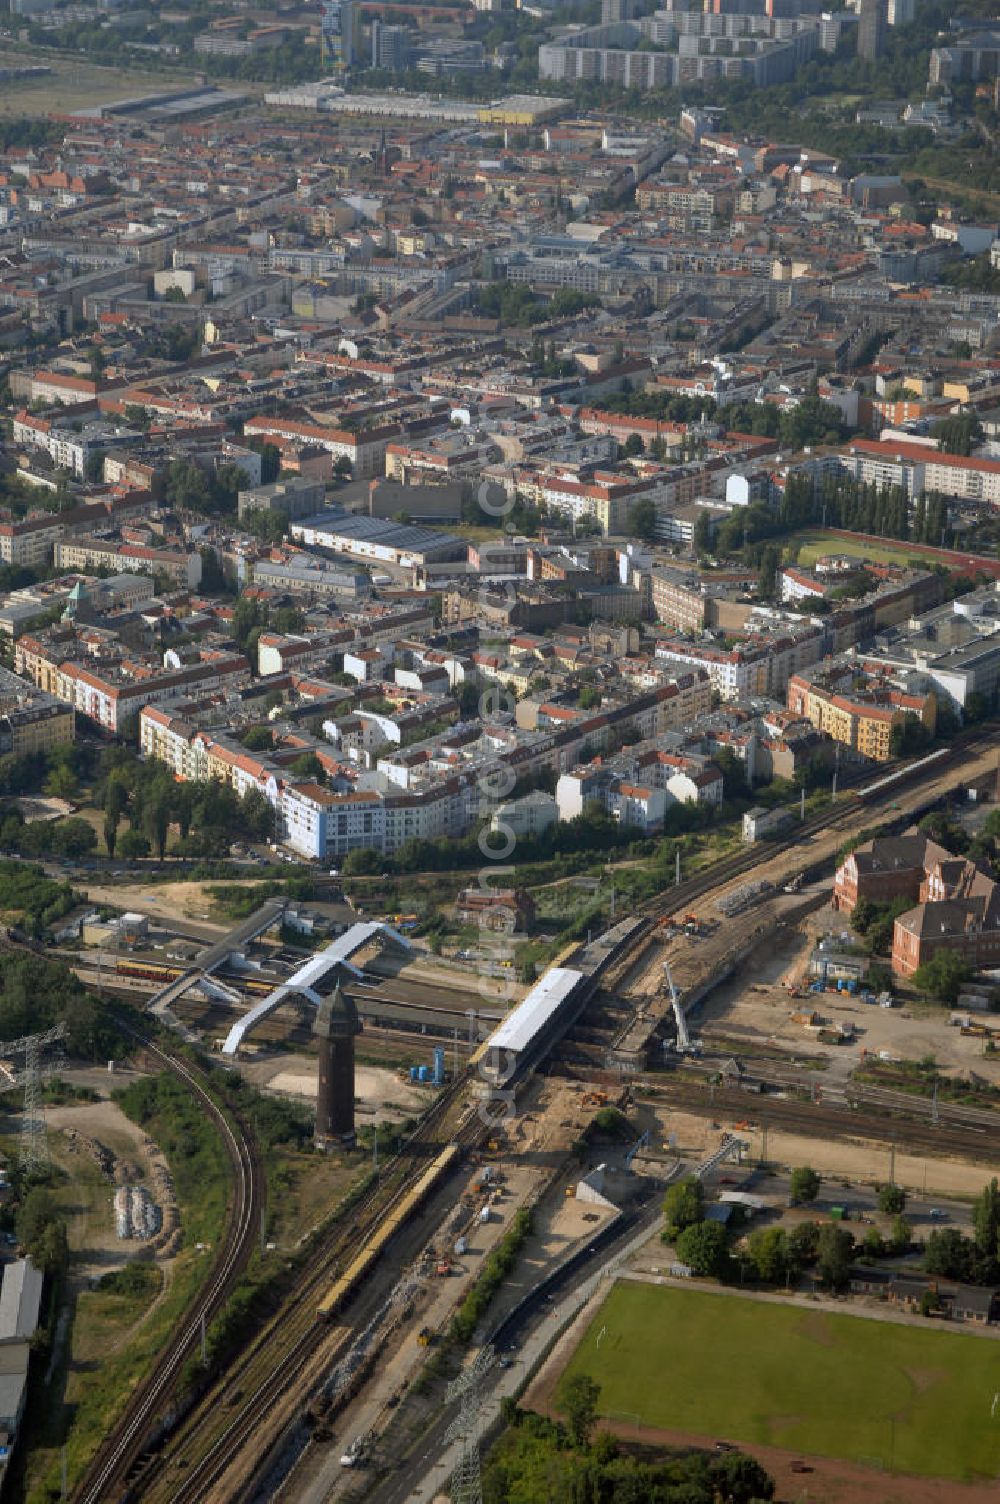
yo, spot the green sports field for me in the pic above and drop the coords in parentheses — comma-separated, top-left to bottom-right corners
(790, 530, 936, 570)
(562, 1283, 1000, 1482)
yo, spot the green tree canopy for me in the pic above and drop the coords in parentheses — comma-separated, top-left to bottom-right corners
(789, 1165, 821, 1205)
(676, 1220, 730, 1278)
(878, 1184, 906, 1216)
(747, 1226, 791, 1284)
(556, 1373, 601, 1448)
(912, 949, 972, 1003)
(815, 1224, 854, 1290)
(662, 1174, 704, 1239)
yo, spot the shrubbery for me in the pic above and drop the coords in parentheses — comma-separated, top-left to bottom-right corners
(451, 1209, 532, 1343)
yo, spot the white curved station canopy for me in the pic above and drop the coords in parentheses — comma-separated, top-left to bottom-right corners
(221, 922, 411, 1055)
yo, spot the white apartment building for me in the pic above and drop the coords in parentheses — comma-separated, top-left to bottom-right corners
(489, 790, 559, 840)
(845, 439, 1000, 505)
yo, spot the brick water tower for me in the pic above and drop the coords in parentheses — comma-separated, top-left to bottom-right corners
(313, 972, 361, 1147)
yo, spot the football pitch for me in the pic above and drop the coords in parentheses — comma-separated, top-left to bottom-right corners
(791, 530, 935, 570)
(561, 1283, 1000, 1482)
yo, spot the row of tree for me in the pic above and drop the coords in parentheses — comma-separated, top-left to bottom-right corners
(488, 1398, 774, 1504)
(99, 749, 275, 859)
(663, 1170, 913, 1291)
(703, 468, 954, 560)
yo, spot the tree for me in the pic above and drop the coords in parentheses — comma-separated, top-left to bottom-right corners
(623, 433, 645, 458)
(747, 1226, 790, 1284)
(708, 1452, 774, 1502)
(16, 1186, 57, 1248)
(693, 510, 713, 554)
(118, 829, 151, 859)
(51, 817, 97, 859)
(889, 1216, 912, 1254)
(342, 848, 380, 875)
(924, 1227, 974, 1281)
(629, 496, 657, 542)
(787, 1220, 820, 1268)
(33, 1215, 69, 1276)
(862, 1226, 885, 1259)
(44, 764, 78, 802)
(757, 544, 781, 601)
(815, 1224, 854, 1290)
(662, 1174, 704, 1239)
(912, 949, 971, 1004)
(254, 442, 281, 484)
(84, 448, 107, 483)
(241, 726, 274, 752)
(143, 793, 170, 859)
(878, 1183, 906, 1216)
(556, 1372, 600, 1448)
(104, 806, 119, 858)
(789, 1166, 820, 1205)
(676, 1220, 729, 1278)
(890, 712, 932, 758)
(289, 752, 324, 783)
(972, 1178, 1000, 1259)
(850, 897, 877, 936)
(932, 413, 983, 456)
(578, 686, 601, 711)
(714, 746, 750, 802)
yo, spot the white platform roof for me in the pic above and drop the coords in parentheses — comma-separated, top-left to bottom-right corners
(486, 967, 582, 1056)
(221, 922, 410, 1055)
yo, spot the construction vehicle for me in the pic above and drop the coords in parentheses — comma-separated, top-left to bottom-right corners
(663, 959, 701, 1055)
(340, 1434, 371, 1468)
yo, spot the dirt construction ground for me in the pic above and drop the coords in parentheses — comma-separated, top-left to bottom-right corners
(697, 899, 1000, 1088)
(237, 1053, 428, 1126)
(635, 1101, 993, 1198)
(44, 1084, 177, 1279)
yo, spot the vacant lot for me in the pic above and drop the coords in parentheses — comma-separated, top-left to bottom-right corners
(561, 1282, 1000, 1483)
(0, 49, 202, 116)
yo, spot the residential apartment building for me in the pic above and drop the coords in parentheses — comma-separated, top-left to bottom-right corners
(237, 476, 326, 522)
(0, 666, 74, 757)
(787, 667, 936, 761)
(843, 439, 1000, 506)
(54, 536, 202, 588)
(655, 625, 824, 703)
(243, 416, 398, 478)
(16, 637, 250, 737)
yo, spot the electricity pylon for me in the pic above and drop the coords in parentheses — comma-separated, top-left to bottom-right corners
(445, 1345, 496, 1504)
(0, 1023, 67, 1174)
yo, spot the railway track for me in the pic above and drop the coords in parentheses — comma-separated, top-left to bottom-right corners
(635, 733, 997, 932)
(134, 1086, 483, 1504)
(73, 733, 998, 1499)
(634, 1077, 1000, 1164)
(72, 1028, 263, 1504)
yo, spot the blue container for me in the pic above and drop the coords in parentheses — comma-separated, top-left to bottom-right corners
(410, 1066, 419, 1082)
(418, 1065, 429, 1082)
(432, 1047, 445, 1085)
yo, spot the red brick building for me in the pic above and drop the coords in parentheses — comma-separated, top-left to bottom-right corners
(834, 831, 1000, 978)
(832, 833, 948, 914)
(455, 887, 535, 936)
